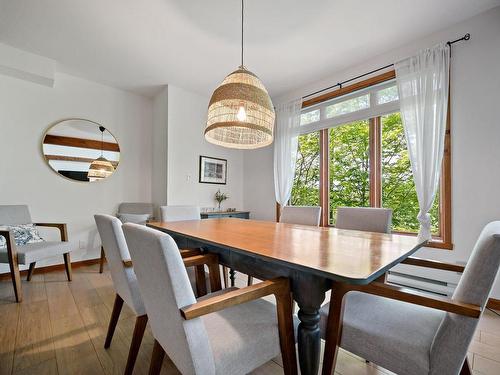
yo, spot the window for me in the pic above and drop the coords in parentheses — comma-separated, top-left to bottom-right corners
(329, 120, 370, 225)
(291, 132, 320, 206)
(292, 71, 451, 249)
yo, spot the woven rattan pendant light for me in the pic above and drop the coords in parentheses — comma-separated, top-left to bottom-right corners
(205, 0, 275, 149)
(88, 126, 115, 181)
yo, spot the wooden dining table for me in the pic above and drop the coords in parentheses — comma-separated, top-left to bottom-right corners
(148, 218, 424, 375)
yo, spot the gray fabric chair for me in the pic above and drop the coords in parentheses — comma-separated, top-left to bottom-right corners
(0, 205, 72, 302)
(118, 202, 155, 220)
(99, 202, 155, 273)
(122, 223, 298, 375)
(94, 214, 210, 375)
(335, 206, 392, 233)
(160, 205, 201, 222)
(320, 221, 500, 375)
(279, 206, 322, 226)
(160, 204, 231, 289)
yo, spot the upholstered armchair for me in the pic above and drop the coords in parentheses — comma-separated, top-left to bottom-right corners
(0, 205, 72, 302)
(123, 223, 298, 375)
(320, 221, 500, 375)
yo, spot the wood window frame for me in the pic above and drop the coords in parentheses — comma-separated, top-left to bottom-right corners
(299, 70, 453, 250)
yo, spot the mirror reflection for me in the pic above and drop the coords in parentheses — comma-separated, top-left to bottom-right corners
(42, 118, 120, 182)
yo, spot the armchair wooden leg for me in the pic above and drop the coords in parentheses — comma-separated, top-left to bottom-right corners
(27, 262, 36, 281)
(63, 253, 72, 281)
(276, 290, 298, 375)
(195, 265, 207, 297)
(247, 275, 254, 286)
(105, 294, 124, 348)
(149, 339, 166, 375)
(124, 314, 148, 375)
(9, 258, 22, 303)
(460, 358, 472, 375)
(321, 282, 349, 375)
(99, 246, 105, 273)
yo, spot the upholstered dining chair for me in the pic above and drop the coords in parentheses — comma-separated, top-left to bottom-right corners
(99, 202, 155, 273)
(279, 206, 322, 226)
(122, 223, 298, 375)
(0, 205, 72, 302)
(94, 214, 211, 375)
(335, 206, 392, 233)
(160, 204, 231, 289)
(320, 221, 500, 375)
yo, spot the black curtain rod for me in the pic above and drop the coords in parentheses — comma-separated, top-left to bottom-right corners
(302, 33, 471, 100)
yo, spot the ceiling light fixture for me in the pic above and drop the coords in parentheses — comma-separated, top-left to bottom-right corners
(88, 126, 115, 181)
(204, 0, 275, 149)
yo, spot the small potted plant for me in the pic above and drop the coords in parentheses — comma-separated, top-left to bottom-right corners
(215, 189, 228, 211)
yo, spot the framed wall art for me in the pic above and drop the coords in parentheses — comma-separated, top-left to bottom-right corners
(199, 155, 227, 184)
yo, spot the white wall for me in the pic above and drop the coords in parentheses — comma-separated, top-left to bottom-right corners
(151, 86, 168, 219)
(166, 85, 244, 210)
(0, 71, 153, 272)
(243, 7, 500, 297)
(243, 146, 276, 221)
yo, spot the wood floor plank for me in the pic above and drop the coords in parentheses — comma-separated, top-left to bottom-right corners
(78, 303, 131, 375)
(50, 312, 105, 375)
(13, 358, 58, 375)
(474, 354, 500, 374)
(22, 273, 47, 303)
(13, 300, 56, 372)
(0, 302, 20, 375)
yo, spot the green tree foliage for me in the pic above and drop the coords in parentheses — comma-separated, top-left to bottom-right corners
(291, 132, 320, 206)
(290, 112, 440, 234)
(381, 113, 439, 233)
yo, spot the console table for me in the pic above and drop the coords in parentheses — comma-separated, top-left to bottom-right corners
(200, 211, 250, 219)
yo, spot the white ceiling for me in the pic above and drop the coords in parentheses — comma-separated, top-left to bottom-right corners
(1, 0, 499, 98)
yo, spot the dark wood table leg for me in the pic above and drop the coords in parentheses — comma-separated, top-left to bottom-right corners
(293, 275, 329, 375)
(229, 268, 236, 287)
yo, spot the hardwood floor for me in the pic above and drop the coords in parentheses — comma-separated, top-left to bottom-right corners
(0, 265, 499, 375)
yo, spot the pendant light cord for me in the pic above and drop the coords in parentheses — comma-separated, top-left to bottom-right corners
(241, 0, 244, 67)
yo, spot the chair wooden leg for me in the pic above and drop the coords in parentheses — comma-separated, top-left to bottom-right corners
(460, 358, 472, 375)
(222, 266, 229, 288)
(27, 262, 36, 281)
(321, 282, 349, 375)
(247, 275, 254, 286)
(276, 289, 298, 375)
(149, 339, 166, 375)
(63, 253, 72, 281)
(124, 315, 148, 375)
(207, 259, 222, 292)
(104, 294, 124, 348)
(195, 265, 207, 297)
(9, 257, 22, 303)
(99, 246, 105, 273)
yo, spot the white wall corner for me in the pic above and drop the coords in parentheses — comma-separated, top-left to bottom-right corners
(0, 43, 55, 87)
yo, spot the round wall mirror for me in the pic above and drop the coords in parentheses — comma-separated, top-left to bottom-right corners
(42, 118, 120, 182)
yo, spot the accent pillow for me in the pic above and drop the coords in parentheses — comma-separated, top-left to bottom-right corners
(0, 224, 44, 248)
(116, 213, 150, 225)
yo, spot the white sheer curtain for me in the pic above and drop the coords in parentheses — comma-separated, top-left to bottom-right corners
(395, 43, 450, 242)
(273, 99, 302, 206)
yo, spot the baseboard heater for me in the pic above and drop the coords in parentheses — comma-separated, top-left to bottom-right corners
(387, 271, 456, 297)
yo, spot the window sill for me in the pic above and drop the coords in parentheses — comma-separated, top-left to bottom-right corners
(392, 231, 453, 250)
(328, 225, 454, 250)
